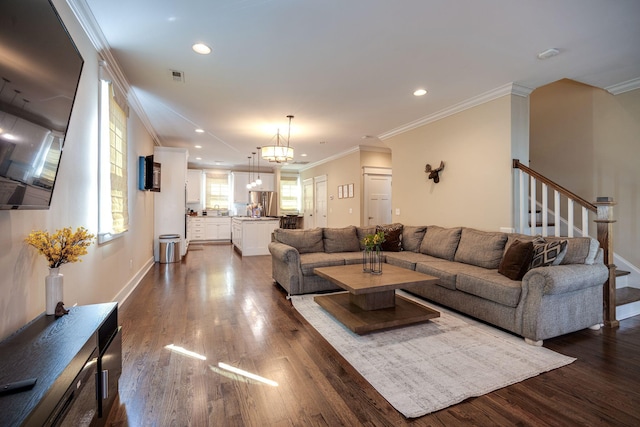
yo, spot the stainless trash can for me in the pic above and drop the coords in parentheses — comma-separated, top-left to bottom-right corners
(159, 234, 181, 263)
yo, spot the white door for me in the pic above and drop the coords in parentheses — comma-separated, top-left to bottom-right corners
(364, 173, 392, 226)
(302, 178, 314, 229)
(314, 176, 328, 228)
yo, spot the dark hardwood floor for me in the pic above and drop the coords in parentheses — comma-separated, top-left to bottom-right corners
(106, 244, 640, 426)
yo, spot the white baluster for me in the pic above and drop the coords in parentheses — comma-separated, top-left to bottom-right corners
(567, 199, 574, 237)
(530, 176, 536, 236)
(519, 170, 526, 234)
(582, 206, 589, 237)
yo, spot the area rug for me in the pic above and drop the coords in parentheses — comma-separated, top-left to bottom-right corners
(290, 291, 576, 418)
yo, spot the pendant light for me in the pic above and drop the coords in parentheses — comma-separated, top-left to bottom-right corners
(246, 156, 252, 189)
(261, 115, 294, 163)
(255, 147, 262, 186)
(250, 152, 257, 188)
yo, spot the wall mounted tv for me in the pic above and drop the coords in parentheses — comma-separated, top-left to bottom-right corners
(0, 0, 84, 209)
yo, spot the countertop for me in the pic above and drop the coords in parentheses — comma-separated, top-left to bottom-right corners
(232, 216, 280, 221)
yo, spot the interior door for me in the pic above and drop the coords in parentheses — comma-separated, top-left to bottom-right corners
(314, 176, 328, 228)
(302, 178, 314, 229)
(364, 173, 392, 226)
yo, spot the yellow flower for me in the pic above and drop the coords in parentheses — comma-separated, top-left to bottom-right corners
(362, 231, 385, 251)
(25, 227, 95, 269)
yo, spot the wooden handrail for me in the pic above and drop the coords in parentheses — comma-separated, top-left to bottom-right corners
(513, 159, 597, 212)
(513, 159, 618, 329)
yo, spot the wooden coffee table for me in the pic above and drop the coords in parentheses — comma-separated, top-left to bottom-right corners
(313, 264, 440, 334)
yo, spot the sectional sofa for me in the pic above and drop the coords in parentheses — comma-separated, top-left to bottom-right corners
(268, 224, 608, 345)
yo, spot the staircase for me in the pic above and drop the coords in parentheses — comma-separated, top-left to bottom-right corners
(513, 160, 640, 326)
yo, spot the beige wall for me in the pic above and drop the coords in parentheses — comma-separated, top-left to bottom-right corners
(0, 0, 156, 340)
(300, 148, 391, 227)
(530, 79, 640, 268)
(384, 95, 523, 230)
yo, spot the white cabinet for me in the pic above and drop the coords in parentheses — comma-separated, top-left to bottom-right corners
(188, 217, 230, 241)
(231, 172, 250, 204)
(232, 218, 279, 256)
(205, 217, 231, 240)
(255, 173, 275, 192)
(186, 169, 202, 204)
(188, 217, 205, 241)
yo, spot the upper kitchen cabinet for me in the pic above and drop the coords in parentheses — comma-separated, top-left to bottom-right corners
(255, 173, 275, 192)
(231, 172, 250, 204)
(187, 169, 203, 204)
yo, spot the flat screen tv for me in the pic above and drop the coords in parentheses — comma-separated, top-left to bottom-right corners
(0, 0, 84, 209)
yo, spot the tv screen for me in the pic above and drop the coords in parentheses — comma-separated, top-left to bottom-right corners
(0, 0, 84, 209)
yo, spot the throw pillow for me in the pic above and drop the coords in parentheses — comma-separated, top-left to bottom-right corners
(323, 226, 361, 253)
(376, 223, 403, 252)
(530, 238, 568, 268)
(498, 240, 534, 280)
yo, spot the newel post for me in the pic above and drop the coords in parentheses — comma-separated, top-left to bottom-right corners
(594, 196, 619, 328)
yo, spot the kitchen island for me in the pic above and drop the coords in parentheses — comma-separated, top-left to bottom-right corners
(232, 217, 280, 256)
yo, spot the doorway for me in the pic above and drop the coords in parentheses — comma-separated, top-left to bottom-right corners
(314, 175, 328, 228)
(363, 168, 392, 226)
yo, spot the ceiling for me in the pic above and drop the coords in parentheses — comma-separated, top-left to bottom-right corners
(77, 0, 640, 171)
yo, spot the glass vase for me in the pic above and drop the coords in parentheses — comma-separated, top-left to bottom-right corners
(369, 248, 383, 275)
(45, 267, 64, 315)
(362, 248, 372, 272)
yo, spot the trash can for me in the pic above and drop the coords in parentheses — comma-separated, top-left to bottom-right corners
(159, 234, 181, 263)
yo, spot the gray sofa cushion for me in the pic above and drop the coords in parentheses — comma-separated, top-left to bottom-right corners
(419, 226, 462, 261)
(402, 226, 427, 252)
(274, 228, 324, 253)
(299, 252, 345, 276)
(454, 228, 508, 269)
(456, 270, 523, 307)
(385, 251, 432, 270)
(323, 226, 360, 253)
(415, 259, 468, 291)
(356, 226, 377, 250)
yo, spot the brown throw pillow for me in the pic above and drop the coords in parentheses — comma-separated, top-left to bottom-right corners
(498, 240, 534, 280)
(376, 223, 403, 252)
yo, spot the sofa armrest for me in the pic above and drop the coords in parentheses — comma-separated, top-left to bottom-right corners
(268, 241, 302, 295)
(523, 263, 608, 296)
(269, 241, 300, 264)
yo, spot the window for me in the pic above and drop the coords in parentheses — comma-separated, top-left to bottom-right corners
(280, 174, 300, 212)
(98, 76, 129, 242)
(204, 172, 230, 210)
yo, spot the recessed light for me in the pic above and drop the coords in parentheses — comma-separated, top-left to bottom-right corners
(301, 153, 307, 157)
(413, 89, 427, 96)
(195, 128, 204, 133)
(195, 157, 202, 160)
(192, 43, 211, 55)
(194, 145, 202, 148)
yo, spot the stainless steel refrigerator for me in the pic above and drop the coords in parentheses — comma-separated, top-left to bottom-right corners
(249, 191, 278, 217)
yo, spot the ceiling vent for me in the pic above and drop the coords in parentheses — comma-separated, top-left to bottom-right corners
(170, 70, 185, 82)
(291, 161, 309, 165)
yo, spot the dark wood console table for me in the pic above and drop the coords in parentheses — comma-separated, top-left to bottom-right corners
(0, 303, 121, 426)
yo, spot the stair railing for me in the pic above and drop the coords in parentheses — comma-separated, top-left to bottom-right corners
(512, 159, 619, 328)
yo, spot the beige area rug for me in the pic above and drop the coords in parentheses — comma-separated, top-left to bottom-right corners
(290, 291, 576, 418)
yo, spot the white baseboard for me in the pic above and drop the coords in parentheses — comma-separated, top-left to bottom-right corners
(113, 256, 155, 306)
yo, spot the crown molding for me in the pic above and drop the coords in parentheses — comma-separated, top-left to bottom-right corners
(378, 82, 534, 140)
(66, 0, 160, 145)
(605, 77, 640, 95)
(298, 144, 390, 172)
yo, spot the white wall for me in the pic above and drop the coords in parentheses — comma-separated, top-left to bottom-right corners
(0, 0, 156, 340)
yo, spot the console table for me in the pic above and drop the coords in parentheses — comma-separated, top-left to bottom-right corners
(0, 303, 121, 426)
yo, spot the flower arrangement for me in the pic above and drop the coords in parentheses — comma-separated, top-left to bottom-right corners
(362, 231, 385, 252)
(25, 227, 95, 269)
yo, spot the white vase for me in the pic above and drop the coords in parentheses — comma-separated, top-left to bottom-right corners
(45, 268, 64, 315)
